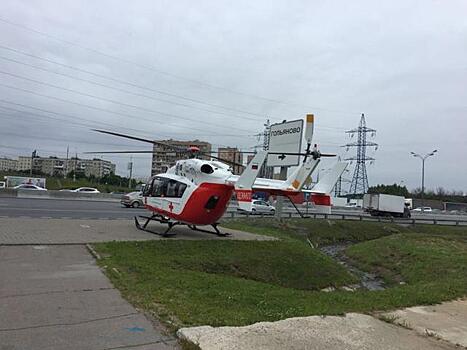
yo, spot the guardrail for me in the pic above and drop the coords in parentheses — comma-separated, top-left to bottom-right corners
(222, 210, 467, 226)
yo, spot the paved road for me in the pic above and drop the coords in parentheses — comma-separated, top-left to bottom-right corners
(0, 197, 146, 219)
(1, 197, 466, 223)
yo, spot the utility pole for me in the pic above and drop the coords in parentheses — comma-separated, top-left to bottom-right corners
(30, 150, 36, 177)
(73, 151, 77, 182)
(65, 145, 69, 178)
(343, 114, 378, 196)
(410, 150, 437, 212)
(128, 157, 133, 189)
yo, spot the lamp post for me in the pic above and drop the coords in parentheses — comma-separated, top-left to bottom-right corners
(410, 150, 437, 212)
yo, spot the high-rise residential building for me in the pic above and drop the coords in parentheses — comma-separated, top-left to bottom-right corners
(13, 155, 115, 178)
(67, 158, 116, 178)
(0, 157, 18, 172)
(217, 147, 243, 175)
(151, 139, 211, 175)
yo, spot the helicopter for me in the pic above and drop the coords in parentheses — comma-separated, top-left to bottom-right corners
(88, 117, 347, 236)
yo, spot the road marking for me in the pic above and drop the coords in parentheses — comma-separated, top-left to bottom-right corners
(60, 217, 72, 219)
(40, 216, 53, 219)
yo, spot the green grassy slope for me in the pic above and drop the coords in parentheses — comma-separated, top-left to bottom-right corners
(93, 219, 467, 328)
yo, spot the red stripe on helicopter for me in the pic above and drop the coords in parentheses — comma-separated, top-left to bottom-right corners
(235, 189, 252, 202)
(311, 194, 331, 206)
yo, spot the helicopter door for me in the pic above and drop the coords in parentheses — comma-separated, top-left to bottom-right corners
(146, 177, 188, 214)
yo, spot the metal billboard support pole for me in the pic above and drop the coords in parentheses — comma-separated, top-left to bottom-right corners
(274, 166, 288, 220)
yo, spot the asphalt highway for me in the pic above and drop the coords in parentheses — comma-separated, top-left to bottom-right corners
(0, 197, 146, 219)
(0, 197, 466, 222)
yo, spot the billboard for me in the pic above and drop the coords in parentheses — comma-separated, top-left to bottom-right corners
(267, 119, 304, 167)
(4, 176, 46, 189)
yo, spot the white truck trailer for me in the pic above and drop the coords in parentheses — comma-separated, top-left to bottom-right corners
(363, 193, 411, 218)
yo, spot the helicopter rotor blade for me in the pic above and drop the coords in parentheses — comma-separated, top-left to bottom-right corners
(92, 129, 186, 152)
(84, 150, 154, 154)
(202, 153, 245, 169)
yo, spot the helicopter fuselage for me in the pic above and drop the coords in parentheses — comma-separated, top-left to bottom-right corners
(142, 159, 235, 225)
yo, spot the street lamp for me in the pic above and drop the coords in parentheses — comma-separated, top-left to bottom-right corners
(410, 150, 437, 212)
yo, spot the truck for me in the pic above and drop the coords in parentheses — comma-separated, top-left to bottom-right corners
(363, 193, 411, 218)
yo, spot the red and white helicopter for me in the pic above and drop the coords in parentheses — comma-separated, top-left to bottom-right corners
(89, 116, 347, 236)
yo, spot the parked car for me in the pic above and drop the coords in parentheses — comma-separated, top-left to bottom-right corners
(13, 184, 47, 191)
(412, 207, 432, 212)
(0, 181, 5, 189)
(121, 191, 144, 208)
(251, 200, 276, 214)
(73, 187, 100, 194)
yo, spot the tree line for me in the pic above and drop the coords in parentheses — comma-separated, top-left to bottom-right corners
(368, 184, 466, 203)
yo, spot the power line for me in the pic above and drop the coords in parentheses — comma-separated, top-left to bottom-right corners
(0, 45, 349, 130)
(0, 54, 263, 123)
(0, 44, 268, 119)
(0, 83, 251, 138)
(0, 71, 254, 133)
(0, 19, 360, 116)
(0, 104, 255, 144)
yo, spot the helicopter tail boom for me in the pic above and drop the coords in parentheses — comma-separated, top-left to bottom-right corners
(234, 150, 267, 211)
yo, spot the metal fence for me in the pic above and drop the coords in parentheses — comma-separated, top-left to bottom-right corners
(222, 210, 467, 226)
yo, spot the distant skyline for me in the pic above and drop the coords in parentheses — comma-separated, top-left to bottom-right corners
(0, 1, 466, 191)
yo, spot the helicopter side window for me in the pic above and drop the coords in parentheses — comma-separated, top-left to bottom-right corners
(166, 180, 178, 197)
(200, 164, 214, 174)
(164, 180, 188, 198)
(177, 183, 187, 198)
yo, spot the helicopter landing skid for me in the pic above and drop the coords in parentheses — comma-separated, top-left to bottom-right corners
(188, 223, 230, 237)
(134, 215, 229, 237)
(134, 215, 178, 237)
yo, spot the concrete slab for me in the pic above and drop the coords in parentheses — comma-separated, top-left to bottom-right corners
(177, 313, 456, 350)
(0, 218, 273, 244)
(383, 299, 467, 347)
(0, 245, 178, 350)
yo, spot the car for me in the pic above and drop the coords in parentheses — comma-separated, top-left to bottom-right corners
(121, 191, 144, 208)
(73, 187, 100, 193)
(412, 207, 432, 212)
(0, 181, 5, 189)
(251, 200, 276, 214)
(345, 202, 361, 208)
(13, 184, 47, 191)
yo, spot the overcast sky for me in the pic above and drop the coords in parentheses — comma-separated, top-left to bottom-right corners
(0, 0, 466, 192)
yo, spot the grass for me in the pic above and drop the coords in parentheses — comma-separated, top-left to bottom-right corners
(223, 218, 410, 245)
(93, 219, 467, 328)
(346, 232, 467, 286)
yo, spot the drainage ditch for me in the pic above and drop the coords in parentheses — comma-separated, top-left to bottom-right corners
(319, 242, 386, 291)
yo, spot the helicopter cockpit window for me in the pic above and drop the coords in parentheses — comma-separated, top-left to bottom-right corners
(151, 177, 167, 197)
(200, 164, 214, 174)
(142, 181, 152, 196)
(150, 177, 188, 198)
